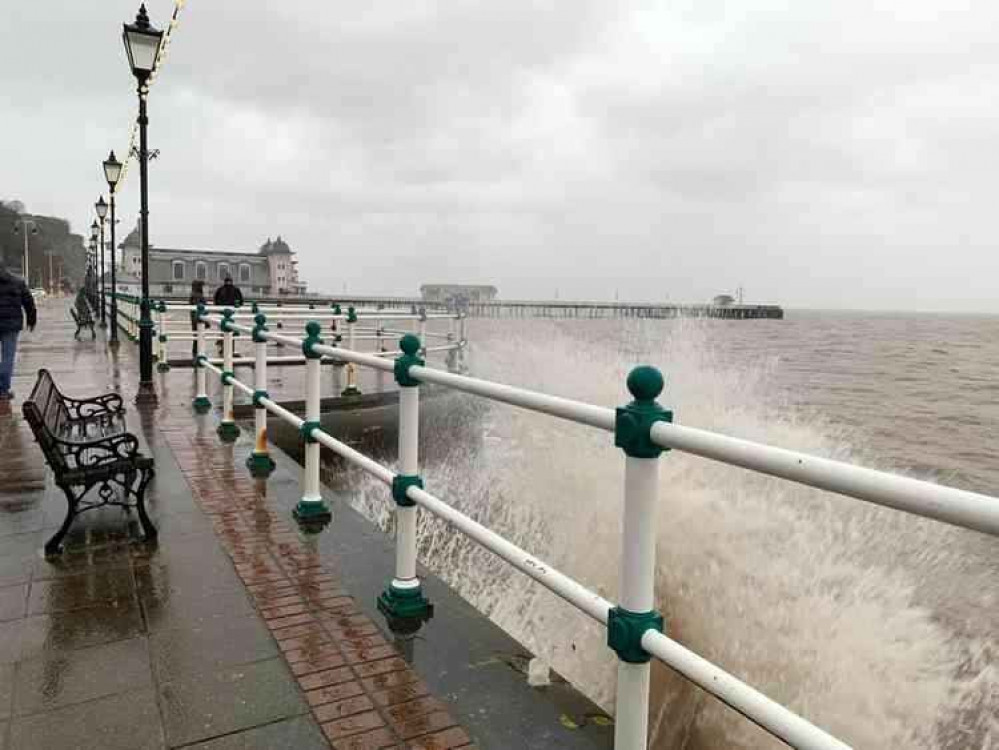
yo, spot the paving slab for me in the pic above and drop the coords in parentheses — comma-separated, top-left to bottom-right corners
(182, 715, 330, 750)
(149, 613, 279, 683)
(158, 657, 308, 747)
(0, 663, 12, 721)
(8, 689, 164, 750)
(13, 636, 154, 716)
(0, 586, 27, 623)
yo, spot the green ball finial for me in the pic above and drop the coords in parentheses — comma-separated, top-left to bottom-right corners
(254, 313, 266, 326)
(627, 366, 664, 402)
(399, 334, 420, 356)
(305, 320, 321, 337)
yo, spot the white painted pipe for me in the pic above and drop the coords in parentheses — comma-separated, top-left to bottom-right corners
(395, 385, 420, 588)
(313, 430, 395, 484)
(649, 422, 999, 537)
(254, 339, 268, 456)
(301, 357, 322, 505)
(640, 630, 851, 750)
(408, 364, 616, 431)
(260, 396, 303, 429)
(222, 328, 235, 424)
(615, 456, 660, 750)
(195, 321, 207, 400)
(405, 485, 613, 622)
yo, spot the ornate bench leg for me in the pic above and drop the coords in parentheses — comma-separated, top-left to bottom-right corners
(45, 485, 80, 556)
(133, 467, 157, 543)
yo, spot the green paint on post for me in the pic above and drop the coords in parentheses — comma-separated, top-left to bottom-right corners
(394, 335, 423, 387)
(246, 452, 276, 477)
(302, 321, 322, 359)
(391, 474, 422, 508)
(606, 606, 664, 664)
(614, 366, 673, 458)
(293, 498, 332, 527)
(252, 313, 268, 343)
(346, 306, 358, 324)
(192, 396, 211, 413)
(217, 421, 241, 442)
(377, 584, 433, 623)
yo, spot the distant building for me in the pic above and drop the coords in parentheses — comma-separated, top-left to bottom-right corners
(712, 294, 736, 306)
(113, 224, 307, 297)
(420, 284, 498, 308)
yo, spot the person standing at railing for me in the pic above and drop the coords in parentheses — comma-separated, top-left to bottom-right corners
(0, 265, 38, 401)
(188, 280, 206, 360)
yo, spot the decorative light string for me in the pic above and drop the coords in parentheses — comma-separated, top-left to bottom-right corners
(114, 0, 187, 194)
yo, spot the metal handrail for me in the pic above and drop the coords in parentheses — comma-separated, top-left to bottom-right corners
(190, 314, 999, 750)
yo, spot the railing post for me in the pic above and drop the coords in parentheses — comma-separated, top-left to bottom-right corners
(217, 308, 241, 442)
(156, 301, 170, 372)
(294, 321, 332, 526)
(609, 366, 671, 750)
(418, 308, 427, 357)
(247, 313, 276, 477)
(192, 303, 211, 413)
(378, 334, 433, 625)
(342, 306, 361, 396)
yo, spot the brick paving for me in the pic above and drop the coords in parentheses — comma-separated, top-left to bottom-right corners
(161, 422, 474, 750)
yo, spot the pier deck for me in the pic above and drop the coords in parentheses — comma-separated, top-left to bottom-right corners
(0, 300, 611, 750)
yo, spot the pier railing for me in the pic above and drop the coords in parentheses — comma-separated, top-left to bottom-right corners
(177, 306, 999, 750)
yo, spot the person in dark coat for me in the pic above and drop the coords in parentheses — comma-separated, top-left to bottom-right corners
(213, 276, 243, 307)
(0, 267, 38, 400)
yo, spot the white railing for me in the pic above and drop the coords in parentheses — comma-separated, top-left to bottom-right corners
(134, 299, 467, 382)
(190, 308, 999, 750)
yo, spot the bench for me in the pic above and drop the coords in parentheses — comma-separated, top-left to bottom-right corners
(71, 305, 96, 340)
(22, 369, 156, 555)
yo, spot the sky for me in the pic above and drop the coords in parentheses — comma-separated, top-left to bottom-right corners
(4, 1, 999, 311)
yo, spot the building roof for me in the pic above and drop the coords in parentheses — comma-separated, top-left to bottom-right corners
(147, 248, 267, 263)
(259, 236, 293, 256)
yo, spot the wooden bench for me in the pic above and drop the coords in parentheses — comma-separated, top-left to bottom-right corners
(71, 305, 96, 340)
(22, 369, 156, 555)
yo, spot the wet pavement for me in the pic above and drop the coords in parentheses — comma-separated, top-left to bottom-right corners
(0, 300, 612, 749)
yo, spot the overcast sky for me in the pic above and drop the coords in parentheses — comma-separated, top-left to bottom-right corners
(4, 1, 999, 311)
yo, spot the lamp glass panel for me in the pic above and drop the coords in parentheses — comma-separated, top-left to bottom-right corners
(124, 28, 160, 73)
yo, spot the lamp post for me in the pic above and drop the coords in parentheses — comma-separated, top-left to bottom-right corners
(92, 217, 107, 328)
(103, 152, 122, 347)
(123, 3, 163, 406)
(11, 217, 38, 283)
(90, 222, 99, 307)
(88, 236, 97, 306)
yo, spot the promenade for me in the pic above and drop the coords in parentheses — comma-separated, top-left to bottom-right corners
(0, 299, 612, 750)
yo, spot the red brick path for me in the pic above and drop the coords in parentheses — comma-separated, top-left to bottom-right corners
(159, 420, 475, 750)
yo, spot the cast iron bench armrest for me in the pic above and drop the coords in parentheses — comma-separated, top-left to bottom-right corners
(54, 432, 141, 470)
(61, 392, 125, 420)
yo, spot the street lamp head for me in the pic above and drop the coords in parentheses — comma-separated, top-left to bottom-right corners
(103, 150, 122, 189)
(91, 220, 100, 240)
(122, 4, 163, 82)
(96, 196, 108, 220)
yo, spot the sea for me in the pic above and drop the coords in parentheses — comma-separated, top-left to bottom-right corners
(322, 310, 998, 749)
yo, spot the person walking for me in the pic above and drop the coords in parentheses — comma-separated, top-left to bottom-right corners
(0, 266, 38, 401)
(213, 276, 243, 307)
(188, 279, 206, 360)
(212, 276, 243, 356)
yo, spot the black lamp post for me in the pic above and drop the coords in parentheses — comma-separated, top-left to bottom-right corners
(95, 201, 108, 328)
(88, 236, 97, 307)
(91, 219, 104, 326)
(89, 222, 100, 307)
(123, 3, 163, 406)
(103, 152, 122, 348)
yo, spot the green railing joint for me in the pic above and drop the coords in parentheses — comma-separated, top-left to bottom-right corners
(377, 584, 433, 624)
(221, 370, 235, 385)
(217, 421, 241, 442)
(192, 396, 212, 414)
(394, 335, 424, 388)
(615, 366, 672, 459)
(252, 313, 268, 343)
(607, 606, 664, 664)
(299, 420, 321, 443)
(391, 474, 423, 508)
(302, 321, 322, 359)
(252, 389, 270, 407)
